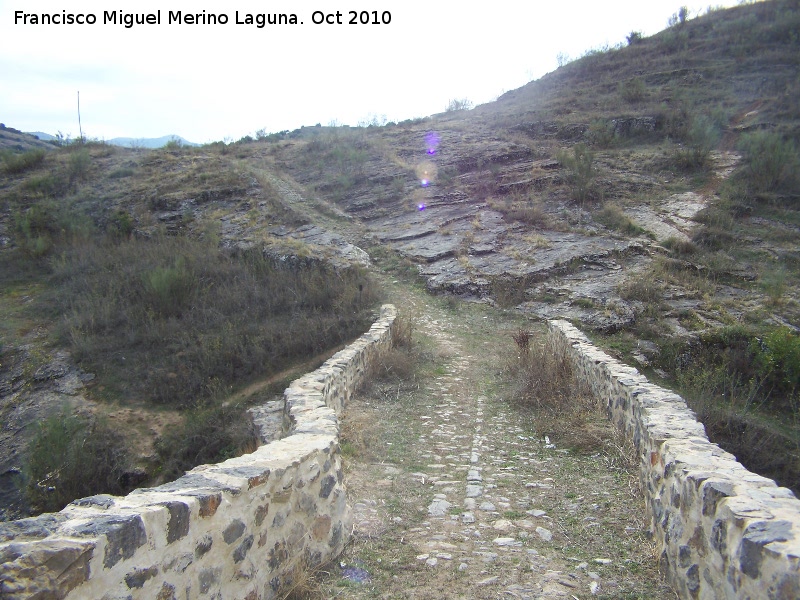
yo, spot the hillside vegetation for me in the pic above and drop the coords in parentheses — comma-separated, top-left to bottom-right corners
(1, 0, 799, 518)
(0, 140, 379, 516)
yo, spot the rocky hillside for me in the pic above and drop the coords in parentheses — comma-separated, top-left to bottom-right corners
(1, 0, 799, 518)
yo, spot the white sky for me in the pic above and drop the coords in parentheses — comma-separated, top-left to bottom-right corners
(1, 0, 740, 143)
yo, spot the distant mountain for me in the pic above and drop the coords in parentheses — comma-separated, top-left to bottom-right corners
(25, 132, 199, 148)
(107, 135, 200, 149)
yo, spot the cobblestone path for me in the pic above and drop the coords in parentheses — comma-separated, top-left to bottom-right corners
(335, 293, 674, 599)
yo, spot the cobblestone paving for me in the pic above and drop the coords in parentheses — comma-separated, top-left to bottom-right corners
(338, 297, 674, 599)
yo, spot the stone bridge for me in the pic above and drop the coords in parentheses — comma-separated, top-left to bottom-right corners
(1, 308, 798, 599)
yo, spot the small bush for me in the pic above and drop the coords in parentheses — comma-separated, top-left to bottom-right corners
(67, 148, 91, 182)
(24, 409, 132, 513)
(108, 167, 135, 179)
(499, 200, 552, 228)
(738, 130, 799, 193)
(751, 327, 800, 402)
(626, 31, 643, 45)
(12, 200, 94, 257)
(391, 315, 414, 349)
(557, 143, 598, 204)
(618, 272, 666, 303)
(490, 275, 531, 308)
(686, 325, 800, 414)
(1, 148, 46, 174)
(587, 120, 614, 148)
(369, 346, 417, 384)
(511, 328, 531, 354)
(445, 98, 473, 112)
(142, 257, 196, 317)
(21, 173, 66, 196)
(619, 77, 646, 103)
(360, 314, 420, 403)
(673, 116, 720, 171)
(662, 236, 698, 256)
(676, 326, 800, 494)
(691, 202, 735, 249)
(109, 210, 135, 239)
(760, 266, 788, 306)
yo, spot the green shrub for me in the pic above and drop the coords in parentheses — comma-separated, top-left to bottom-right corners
(689, 325, 800, 413)
(751, 328, 800, 401)
(619, 77, 646, 103)
(12, 200, 94, 257)
(67, 148, 91, 182)
(691, 201, 735, 249)
(109, 210, 135, 238)
(142, 257, 196, 317)
(626, 31, 643, 45)
(673, 116, 720, 170)
(662, 236, 698, 255)
(557, 143, 598, 204)
(674, 325, 800, 493)
(108, 167, 135, 179)
(587, 120, 614, 148)
(760, 266, 788, 306)
(618, 272, 666, 303)
(1, 148, 46, 174)
(24, 409, 132, 513)
(21, 173, 65, 196)
(738, 130, 799, 193)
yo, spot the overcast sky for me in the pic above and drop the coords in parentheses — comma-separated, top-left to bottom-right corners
(1, 0, 740, 143)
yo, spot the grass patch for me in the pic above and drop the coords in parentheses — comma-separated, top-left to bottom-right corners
(595, 204, 649, 236)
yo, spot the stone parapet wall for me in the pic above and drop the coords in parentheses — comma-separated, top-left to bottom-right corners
(0, 304, 397, 600)
(547, 319, 800, 599)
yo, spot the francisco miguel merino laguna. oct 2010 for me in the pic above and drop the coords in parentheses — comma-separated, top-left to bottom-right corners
(14, 10, 299, 28)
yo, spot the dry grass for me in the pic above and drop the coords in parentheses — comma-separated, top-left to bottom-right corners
(278, 559, 333, 600)
(504, 331, 606, 453)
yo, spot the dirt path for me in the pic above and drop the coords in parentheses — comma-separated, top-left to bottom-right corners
(322, 284, 676, 599)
